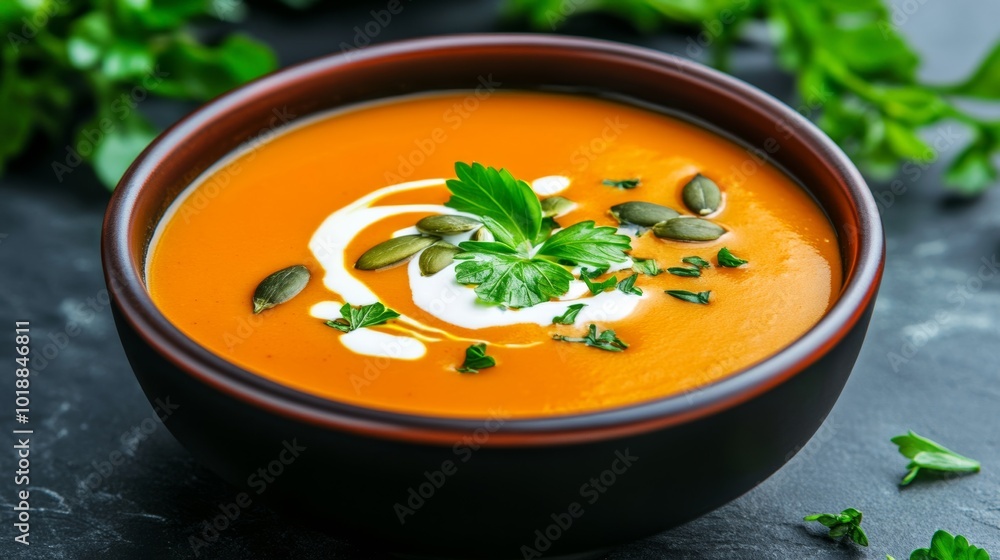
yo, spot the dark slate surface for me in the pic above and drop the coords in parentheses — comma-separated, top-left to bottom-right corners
(1, 1, 998, 558)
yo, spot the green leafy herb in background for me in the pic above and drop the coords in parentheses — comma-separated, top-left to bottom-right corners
(887, 530, 992, 560)
(804, 507, 869, 547)
(505, 0, 1000, 194)
(891, 431, 981, 486)
(0, 1, 276, 188)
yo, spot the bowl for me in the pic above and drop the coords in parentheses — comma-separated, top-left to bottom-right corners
(102, 34, 884, 559)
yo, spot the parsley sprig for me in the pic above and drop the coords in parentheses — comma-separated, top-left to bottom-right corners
(457, 343, 496, 374)
(450, 163, 631, 308)
(888, 530, 992, 560)
(892, 431, 981, 486)
(325, 302, 400, 333)
(804, 508, 869, 547)
(552, 324, 629, 352)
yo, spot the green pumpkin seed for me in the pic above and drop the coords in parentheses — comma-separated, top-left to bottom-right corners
(681, 174, 722, 215)
(541, 196, 576, 218)
(653, 217, 726, 242)
(356, 235, 440, 270)
(610, 201, 680, 227)
(415, 214, 481, 235)
(252, 265, 310, 314)
(419, 242, 461, 276)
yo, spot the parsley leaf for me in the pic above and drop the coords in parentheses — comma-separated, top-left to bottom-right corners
(682, 256, 712, 269)
(602, 178, 640, 189)
(447, 163, 633, 308)
(804, 508, 869, 547)
(665, 290, 711, 304)
(552, 324, 629, 352)
(457, 343, 496, 374)
(445, 162, 542, 249)
(325, 302, 400, 333)
(552, 303, 586, 325)
(718, 247, 748, 267)
(631, 257, 662, 276)
(454, 241, 574, 308)
(583, 273, 618, 294)
(617, 273, 643, 296)
(891, 431, 981, 486)
(899, 530, 992, 560)
(667, 266, 701, 277)
(536, 220, 631, 268)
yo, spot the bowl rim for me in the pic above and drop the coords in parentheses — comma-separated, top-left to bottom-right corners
(103, 33, 884, 446)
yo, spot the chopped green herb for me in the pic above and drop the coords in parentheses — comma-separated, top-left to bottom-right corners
(583, 273, 618, 295)
(891, 431, 981, 486)
(667, 266, 701, 278)
(552, 303, 586, 325)
(717, 247, 748, 267)
(580, 266, 609, 279)
(448, 163, 631, 308)
(616, 273, 643, 296)
(665, 290, 711, 304)
(889, 530, 992, 560)
(457, 343, 496, 374)
(602, 178, 640, 189)
(631, 257, 662, 276)
(552, 324, 629, 352)
(325, 302, 400, 333)
(682, 256, 711, 269)
(804, 508, 868, 547)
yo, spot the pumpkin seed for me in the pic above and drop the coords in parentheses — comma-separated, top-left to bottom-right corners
(252, 265, 310, 314)
(652, 217, 726, 242)
(681, 174, 722, 215)
(356, 235, 440, 270)
(415, 214, 481, 235)
(419, 242, 461, 276)
(610, 201, 680, 227)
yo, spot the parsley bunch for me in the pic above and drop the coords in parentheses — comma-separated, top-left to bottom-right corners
(448, 162, 632, 308)
(1, 1, 276, 188)
(505, 0, 1000, 194)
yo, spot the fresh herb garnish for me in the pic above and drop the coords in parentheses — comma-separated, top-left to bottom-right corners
(616, 273, 643, 296)
(667, 266, 701, 278)
(602, 178, 640, 189)
(325, 302, 401, 333)
(891, 431, 981, 486)
(455, 243, 575, 308)
(717, 247, 748, 267)
(552, 304, 586, 325)
(682, 256, 711, 269)
(536, 221, 632, 267)
(582, 273, 618, 295)
(804, 508, 869, 547)
(457, 343, 496, 374)
(445, 162, 543, 249)
(449, 163, 631, 308)
(631, 257, 662, 276)
(552, 324, 629, 352)
(887, 530, 992, 560)
(665, 290, 711, 304)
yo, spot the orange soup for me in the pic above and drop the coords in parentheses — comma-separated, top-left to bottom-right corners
(147, 91, 841, 418)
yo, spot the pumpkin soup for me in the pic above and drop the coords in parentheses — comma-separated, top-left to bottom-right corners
(146, 91, 841, 418)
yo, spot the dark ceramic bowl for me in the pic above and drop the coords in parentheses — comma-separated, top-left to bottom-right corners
(102, 34, 883, 559)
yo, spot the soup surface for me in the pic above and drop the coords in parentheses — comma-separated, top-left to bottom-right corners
(147, 91, 841, 418)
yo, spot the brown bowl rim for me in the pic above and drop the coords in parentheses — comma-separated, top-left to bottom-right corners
(102, 33, 884, 446)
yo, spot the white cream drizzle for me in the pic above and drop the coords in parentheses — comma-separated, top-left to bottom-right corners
(308, 176, 644, 360)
